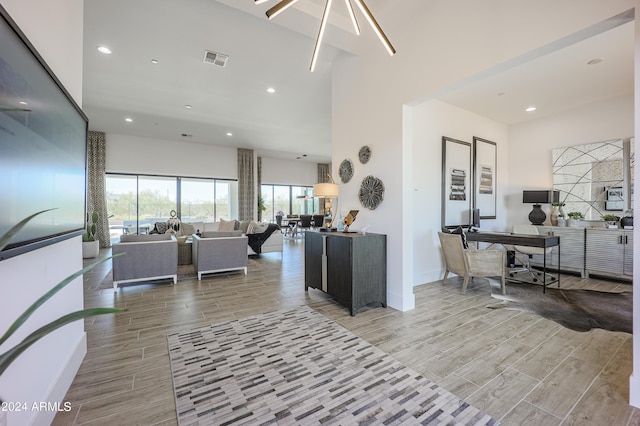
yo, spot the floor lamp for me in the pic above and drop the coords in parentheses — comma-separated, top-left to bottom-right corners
(313, 182, 339, 231)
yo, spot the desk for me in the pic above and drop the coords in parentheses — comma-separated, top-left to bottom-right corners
(465, 231, 560, 292)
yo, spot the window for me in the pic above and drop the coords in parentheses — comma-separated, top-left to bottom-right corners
(261, 184, 316, 222)
(106, 174, 237, 242)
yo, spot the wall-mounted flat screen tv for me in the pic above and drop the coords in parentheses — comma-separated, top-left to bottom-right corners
(0, 5, 87, 261)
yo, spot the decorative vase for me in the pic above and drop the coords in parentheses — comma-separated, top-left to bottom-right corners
(550, 206, 559, 226)
(566, 218, 576, 227)
(82, 240, 100, 258)
(557, 218, 566, 227)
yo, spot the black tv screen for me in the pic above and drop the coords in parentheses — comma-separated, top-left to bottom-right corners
(0, 5, 87, 261)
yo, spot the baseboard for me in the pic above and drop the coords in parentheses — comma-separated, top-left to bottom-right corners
(387, 289, 415, 312)
(32, 332, 87, 426)
(630, 374, 640, 408)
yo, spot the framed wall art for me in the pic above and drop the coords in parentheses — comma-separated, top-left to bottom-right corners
(442, 137, 472, 228)
(473, 137, 497, 219)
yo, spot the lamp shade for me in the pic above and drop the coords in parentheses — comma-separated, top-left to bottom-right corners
(522, 190, 559, 204)
(313, 183, 339, 198)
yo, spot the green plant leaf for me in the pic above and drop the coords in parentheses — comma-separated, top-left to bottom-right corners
(0, 307, 124, 377)
(0, 209, 56, 252)
(0, 254, 122, 347)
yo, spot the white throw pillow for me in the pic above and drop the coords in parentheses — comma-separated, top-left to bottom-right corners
(203, 222, 220, 232)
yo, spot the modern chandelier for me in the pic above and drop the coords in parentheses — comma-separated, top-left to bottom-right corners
(255, 0, 396, 72)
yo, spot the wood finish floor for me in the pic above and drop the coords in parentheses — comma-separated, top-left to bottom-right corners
(53, 237, 638, 425)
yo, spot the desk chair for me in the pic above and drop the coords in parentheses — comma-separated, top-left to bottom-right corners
(509, 225, 555, 283)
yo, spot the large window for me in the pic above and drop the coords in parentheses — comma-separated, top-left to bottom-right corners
(261, 184, 316, 221)
(107, 174, 237, 241)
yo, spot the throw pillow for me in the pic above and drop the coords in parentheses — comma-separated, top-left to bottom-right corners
(450, 226, 468, 249)
(219, 219, 236, 232)
(246, 220, 257, 234)
(252, 221, 269, 234)
(239, 220, 251, 234)
(181, 222, 195, 235)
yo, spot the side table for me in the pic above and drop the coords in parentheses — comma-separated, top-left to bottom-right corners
(178, 239, 193, 265)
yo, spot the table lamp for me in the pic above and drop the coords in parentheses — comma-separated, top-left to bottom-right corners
(313, 180, 339, 231)
(523, 190, 559, 225)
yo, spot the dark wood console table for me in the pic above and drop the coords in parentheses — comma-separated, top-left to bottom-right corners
(465, 231, 560, 292)
(304, 230, 386, 316)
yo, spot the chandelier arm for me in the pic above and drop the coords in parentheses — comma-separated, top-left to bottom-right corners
(352, 0, 396, 55)
(344, 0, 361, 35)
(266, 0, 299, 20)
(310, 0, 334, 72)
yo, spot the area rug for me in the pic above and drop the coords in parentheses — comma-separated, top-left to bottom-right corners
(167, 306, 497, 426)
(489, 283, 632, 334)
(93, 264, 197, 290)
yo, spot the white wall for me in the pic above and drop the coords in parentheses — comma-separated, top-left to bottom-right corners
(410, 99, 509, 286)
(0, 1, 86, 425)
(260, 157, 317, 186)
(105, 133, 238, 179)
(507, 95, 634, 227)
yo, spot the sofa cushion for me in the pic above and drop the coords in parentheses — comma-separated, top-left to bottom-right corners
(203, 222, 220, 232)
(181, 222, 196, 235)
(200, 230, 243, 238)
(186, 221, 205, 233)
(120, 234, 173, 242)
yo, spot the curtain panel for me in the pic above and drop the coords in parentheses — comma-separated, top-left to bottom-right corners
(87, 131, 110, 248)
(238, 148, 255, 221)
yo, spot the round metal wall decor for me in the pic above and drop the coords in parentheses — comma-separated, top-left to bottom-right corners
(358, 145, 371, 164)
(359, 175, 384, 210)
(339, 159, 354, 183)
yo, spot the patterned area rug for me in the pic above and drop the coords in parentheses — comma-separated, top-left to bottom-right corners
(94, 265, 197, 290)
(167, 306, 497, 425)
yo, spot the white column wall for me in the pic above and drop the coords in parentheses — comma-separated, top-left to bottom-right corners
(0, 1, 86, 425)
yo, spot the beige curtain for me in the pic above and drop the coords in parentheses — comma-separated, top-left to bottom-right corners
(238, 148, 254, 221)
(87, 131, 110, 248)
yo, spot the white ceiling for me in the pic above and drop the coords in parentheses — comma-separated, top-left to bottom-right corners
(82, 1, 635, 164)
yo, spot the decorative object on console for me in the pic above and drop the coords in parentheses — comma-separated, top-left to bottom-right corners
(523, 190, 559, 225)
(358, 145, 371, 164)
(313, 175, 339, 230)
(566, 211, 584, 227)
(620, 209, 633, 228)
(342, 210, 359, 232)
(359, 175, 384, 210)
(551, 202, 565, 226)
(601, 214, 620, 228)
(339, 159, 354, 183)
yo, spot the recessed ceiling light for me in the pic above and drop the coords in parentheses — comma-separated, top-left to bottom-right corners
(185, 105, 192, 109)
(151, 59, 159, 64)
(525, 106, 537, 112)
(19, 101, 28, 105)
(226, 132, 233, 136)
(587, 58, 603, 65)
(97, 46, 112, 54)
(125, 117, 133, 122)
(267, 87, 276, 94)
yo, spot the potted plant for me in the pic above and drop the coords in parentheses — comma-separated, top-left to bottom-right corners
(0, 210, 124, 412)
(82, 211, 99, 258)
(257, 195, 267, 222)
(566, 211, 583, 227)
(601, 214, 620, 228)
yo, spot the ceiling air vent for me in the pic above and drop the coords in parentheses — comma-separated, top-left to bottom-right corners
(203, 50, 228, 67)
